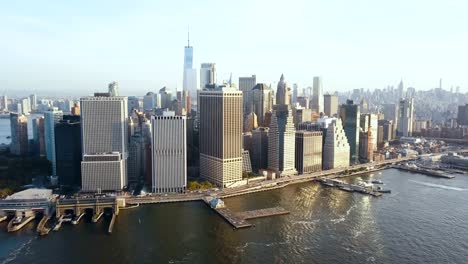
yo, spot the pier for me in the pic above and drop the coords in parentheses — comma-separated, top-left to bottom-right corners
(108, 214, 116, 234)
(319, 178, 383, 197)
(393, 165, 455, 179)
(7, 216, 35, 232)
(237, 207, 290, 220)
(203, 197, 289, 229)
(37, 215, 51, 236)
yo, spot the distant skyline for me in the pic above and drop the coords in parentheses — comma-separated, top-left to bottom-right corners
(1, 0, 467, 96)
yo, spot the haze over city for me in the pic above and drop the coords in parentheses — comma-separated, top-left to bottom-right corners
(1, 0, 468, 96)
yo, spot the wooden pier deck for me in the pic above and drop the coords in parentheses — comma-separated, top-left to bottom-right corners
(214, 208, 252, 229)
(237, 207, 290, 220)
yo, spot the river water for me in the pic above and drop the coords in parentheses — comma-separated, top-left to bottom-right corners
(1, 169, 468, 264)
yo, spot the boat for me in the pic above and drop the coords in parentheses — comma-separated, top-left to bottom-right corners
(376, 186, 391, 193)
(339, 185, 354, 192)
(320, 178, 335, 187)
(357, 181, 373, 188)
(371, 180, 384, 184)
(12, 216, 22, 225)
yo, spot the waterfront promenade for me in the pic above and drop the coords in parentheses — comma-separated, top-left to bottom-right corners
(126, 157, 415, 205)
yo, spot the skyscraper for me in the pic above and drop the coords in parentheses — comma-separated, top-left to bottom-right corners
(9, 113, 28, 156)
(458, 104, 468, 126)
(295, 131, 322, 174)
(359, 129, 373, 162)
(151, 114, 187, 193)
(311, 76, 324, 114)
(159, 87, 173, 109)
(29, 94, 37, 111)
(32, 117, 45, 156)
(340, 100, 360, 163)
(239, 75, 257, 113)
(143, 92, 160, 111)
(108, 81, 119, 97)
(0, 95, 7, 111)
(360, 113, 378, 151)
(200, 63, 216, 89)
(323, 119, 350, 170)
(251, 83, 274, 127)
(183, 33, 198, 103)
(268, 75, 297, 177)
(199, 85, 243, 187)
(398, 98, 414, 137)
(292, 83, 298, 105)
(55, 115, 82, 187)
(44, 107, 63, 175)
(251, 127, 269, 173)
(80, 94, 128, 192)
(324, 93, 338, 117)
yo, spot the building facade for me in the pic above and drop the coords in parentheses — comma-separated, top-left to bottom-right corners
(324, 93, 338, 117)
(295, 131, 322, 174)
(55, 116, 82, 187)
(268, 75, 297, 177)
(9, 113, 28, 156)
(44, 107, 63, 175)
(397, 98, 414, 137)
(199, 86, 243, 187)
(80, 95, 128, 192)
(151, 115, 187, 193)
(200, 63, 216, 89)
(239, 75, 257, 113)
(340, 100, 360, 163)
(311, 76, 324, 114)
(251, 83, 274, 127)
(323, 119, 350, 170)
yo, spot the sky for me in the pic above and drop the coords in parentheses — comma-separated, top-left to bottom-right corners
(1, 0, 467, 96)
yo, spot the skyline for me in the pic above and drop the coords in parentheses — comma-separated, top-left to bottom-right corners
(1, 0, 468, 96)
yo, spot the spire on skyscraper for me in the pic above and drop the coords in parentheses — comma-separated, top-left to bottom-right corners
(187, 26, 190, 47)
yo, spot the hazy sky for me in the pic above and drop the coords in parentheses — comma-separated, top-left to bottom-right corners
(1, 0, 467, 96)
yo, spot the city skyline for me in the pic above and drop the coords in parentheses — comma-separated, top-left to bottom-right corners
(1, 0, 468, 96)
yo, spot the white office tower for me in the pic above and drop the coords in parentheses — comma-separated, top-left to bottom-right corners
(108, 81, 119, 96)
(151, 114, 187, 193)
(200, 63, 216, 89)
(311, 76, 324, 114)
(323, 118, 350, 170)
(199, 85, 243, 187)
(268, 75, 297, 177)
(29, 94, 37, 111)
(239, 75, 257, 113)
(44, 107, 63, 175)
(397, 98, 414, 137)
(80, 95, 128, 192)
(183, 33, 198, 103)
(21, 98, 31, 114)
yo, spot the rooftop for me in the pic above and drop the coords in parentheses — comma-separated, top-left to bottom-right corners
(5, 188, 53, 200)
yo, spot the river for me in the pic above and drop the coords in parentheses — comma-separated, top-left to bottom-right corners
(1, 169, 467, 264)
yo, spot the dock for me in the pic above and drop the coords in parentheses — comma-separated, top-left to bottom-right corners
(319, 179, 383, 197)
(204, 197, 289, 229)
(108, 214, 116, 234)
(7, 216, 35, 232)
(72, 213, 85, 225)
(37, 215, 51, 236)
(214, 208, 252, 229)
(394, 165, 455, 179)
(237, 207, 290, 220)
(92, 212, 103, 223)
